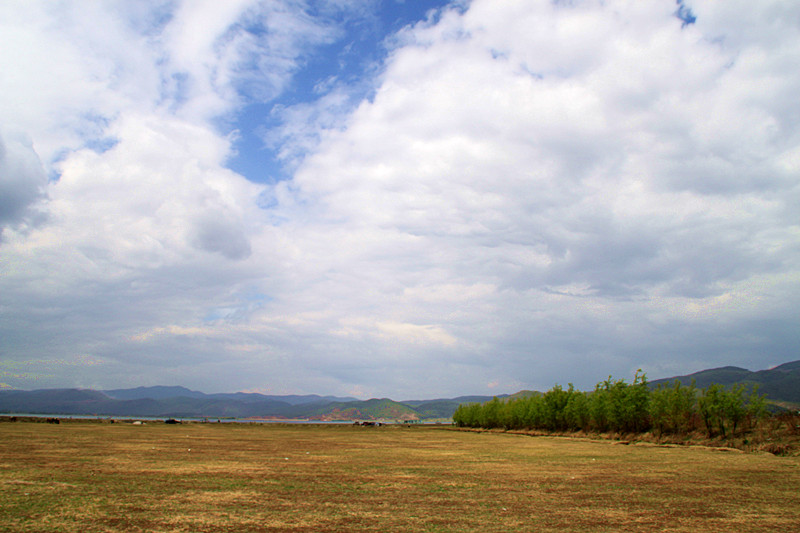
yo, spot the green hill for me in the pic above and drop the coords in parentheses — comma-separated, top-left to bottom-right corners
(649, 360, 800, 407)
(306, 398, 421, 421)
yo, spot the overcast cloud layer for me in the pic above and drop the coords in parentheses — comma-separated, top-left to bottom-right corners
(1, 0, 799, 399)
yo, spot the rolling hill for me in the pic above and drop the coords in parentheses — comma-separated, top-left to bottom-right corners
(649, 360, 800, 405)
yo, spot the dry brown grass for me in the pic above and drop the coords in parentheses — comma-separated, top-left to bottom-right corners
(1, 420, 798, 532)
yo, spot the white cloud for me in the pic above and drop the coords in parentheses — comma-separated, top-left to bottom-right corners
(162, 0, 346, 120)
(0, 1, 163, 164)
(0, 0, 349, 389)
(0, 0, 798, 398)
(38, 113, 264, 272)
(273, 0, 800, 392)
(0, 131, 48, 233)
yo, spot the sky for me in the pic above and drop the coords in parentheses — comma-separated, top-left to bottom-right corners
(1, 0, 799, 400)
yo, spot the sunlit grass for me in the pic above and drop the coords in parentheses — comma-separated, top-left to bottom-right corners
(1, 421, 798, 532)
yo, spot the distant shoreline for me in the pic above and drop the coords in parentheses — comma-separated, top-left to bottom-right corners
(0, 414, 361, 424)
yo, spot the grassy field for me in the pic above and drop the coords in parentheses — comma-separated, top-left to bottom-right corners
(1, 421, 799, 532)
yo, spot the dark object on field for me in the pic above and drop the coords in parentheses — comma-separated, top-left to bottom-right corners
(164, 418, 181, 424)
(46, 417, 60, 424)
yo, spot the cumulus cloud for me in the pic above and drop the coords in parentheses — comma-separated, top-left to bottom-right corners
(0, 132, 48, 233)
(273, 0, 800, 391)
(0, 0, 347, 387)
(0, 0, 798, 398)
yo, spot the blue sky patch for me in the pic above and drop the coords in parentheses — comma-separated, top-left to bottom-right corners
(224, 0, 452, 184)
(675, 0, 697, 27)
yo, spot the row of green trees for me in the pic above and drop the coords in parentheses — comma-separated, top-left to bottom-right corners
(452, 371, 767, 438)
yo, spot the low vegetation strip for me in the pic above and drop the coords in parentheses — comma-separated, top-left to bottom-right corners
(1, 421, 799, 532)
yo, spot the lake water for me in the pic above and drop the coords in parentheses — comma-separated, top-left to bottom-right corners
(0, 413, 389, 424)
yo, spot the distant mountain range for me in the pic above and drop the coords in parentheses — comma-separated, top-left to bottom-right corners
(103, 386, 356, 406)
(1, 360, 797, 419)
(0, 385, 497, 421)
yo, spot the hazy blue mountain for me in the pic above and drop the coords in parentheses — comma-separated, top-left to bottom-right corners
(103, 386, 206, 400)
(207, 392, 358, 405)
(103, 387, 356, 405)
(0, 389, 115, 415)
(0, 387, 395, 419)
(0, 388, 297, 418)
